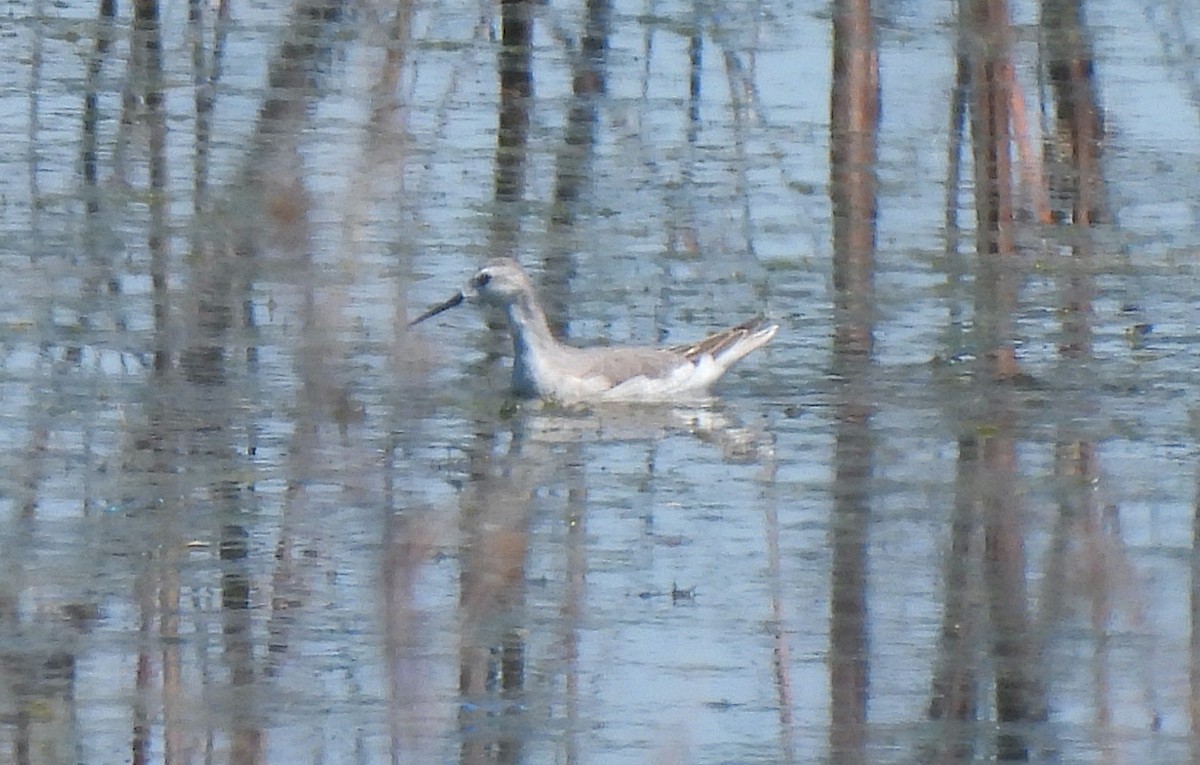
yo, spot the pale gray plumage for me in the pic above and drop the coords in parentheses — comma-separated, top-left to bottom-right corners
(410, 257, 778, 402)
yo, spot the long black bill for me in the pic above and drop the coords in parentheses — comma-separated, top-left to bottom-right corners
(408, 291, 465, 326)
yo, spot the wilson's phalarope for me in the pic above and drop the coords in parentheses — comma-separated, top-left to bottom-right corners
(410, 258, 778, 403)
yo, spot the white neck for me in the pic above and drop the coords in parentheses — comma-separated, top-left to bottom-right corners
(506, 291, 560, 395)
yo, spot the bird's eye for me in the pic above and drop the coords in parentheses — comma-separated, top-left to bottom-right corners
(473, 272, 492, 289)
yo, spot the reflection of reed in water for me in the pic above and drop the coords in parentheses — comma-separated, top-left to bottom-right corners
(829, 0, 878, 762)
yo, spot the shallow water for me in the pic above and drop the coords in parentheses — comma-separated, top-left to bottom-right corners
(2, 0, 1200, 762)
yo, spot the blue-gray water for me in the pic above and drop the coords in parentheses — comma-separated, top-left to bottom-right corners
(1, 0, 1198, 762)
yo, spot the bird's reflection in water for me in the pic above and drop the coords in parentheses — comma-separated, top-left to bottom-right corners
(511, 398, 775, 466)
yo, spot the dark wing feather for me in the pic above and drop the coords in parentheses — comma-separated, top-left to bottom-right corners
(668, 317, 768, 361)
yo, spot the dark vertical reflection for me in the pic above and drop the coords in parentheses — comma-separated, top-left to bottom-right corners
(960, 3, 1048, 758)
(722, 46, 758, 258)
(1041, 0, 1107, 225)
(963, 0, 1020, 386)
(829, 0, 878, 353)
(667, 2, 704, 259)
(82, 0, 117, 212)
(190, 0, 208, 207)
(0, 596, 82, 762)
(221, 521, 265, 765)
(133, 569, 154, 765)
(27, 0, 45, 235)
(1041, 1, 1115, 743)
(553, 0, 611, 218)
(130, 0, 171, 375)
(944, 48, 969, 245)
(965, 0, 1015, 261)
(927, 438, 981, 763)
(1055, 223, 1094, 361)
(544, 0, 611, 333)
(493, 0, 533, 255)
(190, 0, 232, 211)
(940, 45, 974, 367)
(160, 538, 185, 764)
(687, 18, 702, 143)
(134, 0, 166, 189)
(827, 376, 873, 765)
(982, 436, 1046, 761)
(487, 0, 534, 364)
(828, 0, 878, 763)
(828, 343, 873, 765)
(458, 426, 536, 765)
(80, 0, 119, 369)
(18, 407, 48, 519)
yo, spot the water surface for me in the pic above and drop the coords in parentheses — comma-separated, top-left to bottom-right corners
(1, 0, 1199, 762)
